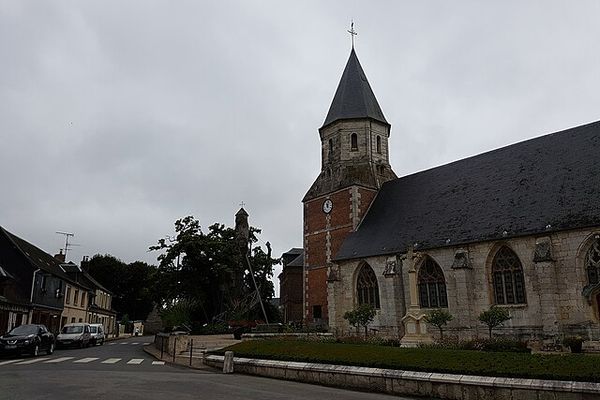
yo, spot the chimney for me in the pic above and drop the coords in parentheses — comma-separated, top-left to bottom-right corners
(54, 249, 65, 263)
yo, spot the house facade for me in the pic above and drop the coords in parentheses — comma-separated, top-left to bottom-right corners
(0, 227, 117, 335)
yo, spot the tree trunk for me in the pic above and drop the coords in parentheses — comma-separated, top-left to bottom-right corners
(439, 327, 443, 340)
(364, 325, 368, 338)
(488, 327, 493, 339)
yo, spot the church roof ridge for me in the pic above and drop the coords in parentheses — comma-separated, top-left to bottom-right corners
(335, 119, 600, 261)
(321, 48, 388, 129)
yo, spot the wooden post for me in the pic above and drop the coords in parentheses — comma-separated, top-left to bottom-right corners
(189, 339, 193, 366)
(223, 351, 234, 374)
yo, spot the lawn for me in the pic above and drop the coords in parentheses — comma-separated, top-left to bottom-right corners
(218, 339, 600, 382)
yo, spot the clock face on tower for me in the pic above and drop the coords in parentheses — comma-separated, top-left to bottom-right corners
(322, 199, 333, 214)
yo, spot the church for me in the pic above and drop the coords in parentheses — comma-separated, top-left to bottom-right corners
(298, 46, 600, 344)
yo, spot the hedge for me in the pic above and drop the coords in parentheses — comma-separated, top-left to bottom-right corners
(217, 340, 600, 382)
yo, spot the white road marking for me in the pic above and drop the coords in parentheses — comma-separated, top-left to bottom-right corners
(101, 358, 121, 364)
(44, 357, 75, 363)
(14, 358, 50, 365)
(151, 361, 165, 365)
(143, 342, 150, 345)
(130, 342, 139, 345)
(74, 357, 99, 363)
(108, 343, 116, 346)
(0, 359, 24, 366)
(126, 358, 144, 365)
(119, 343, 129, 345)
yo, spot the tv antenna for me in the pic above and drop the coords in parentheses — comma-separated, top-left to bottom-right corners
(55, 231, 79, 260)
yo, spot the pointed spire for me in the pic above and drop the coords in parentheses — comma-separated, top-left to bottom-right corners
(322, 49, 388, 129)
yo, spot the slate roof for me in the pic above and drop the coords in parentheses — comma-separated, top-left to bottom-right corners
(335, 120, 600, 261)
(287, 253, 304, 267)
(322, 49, 388, 129)
(0, 226, 86, 288)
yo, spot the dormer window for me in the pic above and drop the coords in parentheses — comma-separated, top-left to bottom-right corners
(376, 136, 381, 154)
(351, 133, 358, 151)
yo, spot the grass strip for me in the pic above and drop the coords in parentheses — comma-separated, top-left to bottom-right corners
(217, 340, 600, 382)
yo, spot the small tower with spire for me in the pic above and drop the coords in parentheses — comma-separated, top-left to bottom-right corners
(302, 28, 396, 326)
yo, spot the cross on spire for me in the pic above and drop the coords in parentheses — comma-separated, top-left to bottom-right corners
(347, 20, 357, 48)
(239, 201, 246, 208)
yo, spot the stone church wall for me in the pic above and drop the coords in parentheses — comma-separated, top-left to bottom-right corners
(329, 227, 600, 341)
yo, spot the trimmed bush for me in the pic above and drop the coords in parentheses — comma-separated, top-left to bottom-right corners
(216, 339, 600, 382)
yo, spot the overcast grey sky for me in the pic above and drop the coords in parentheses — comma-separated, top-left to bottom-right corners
(1, 1, 599, 296)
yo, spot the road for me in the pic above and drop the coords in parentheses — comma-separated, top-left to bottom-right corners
(0, 336, 424, 400)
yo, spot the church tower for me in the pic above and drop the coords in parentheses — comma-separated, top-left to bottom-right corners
(302, 48, 396, 326)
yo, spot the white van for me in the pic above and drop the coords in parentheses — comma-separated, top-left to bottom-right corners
(56, 323, 91, 348)
(89, 324, 105, 346)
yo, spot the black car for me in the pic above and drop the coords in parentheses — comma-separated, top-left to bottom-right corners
(0, 324, 55, 357)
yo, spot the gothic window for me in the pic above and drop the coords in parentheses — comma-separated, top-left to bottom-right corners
(328, 139, 333, 159)
(351, 133, 358, 151)
(418, 257, 448, 308)
(376, 136, 381, 154)
(492, 246, 526, 304)
(586, 237, 600, 285)
(357, 264, 380, 308)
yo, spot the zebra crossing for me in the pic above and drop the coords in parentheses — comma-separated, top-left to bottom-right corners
(0, 356, 164, 367)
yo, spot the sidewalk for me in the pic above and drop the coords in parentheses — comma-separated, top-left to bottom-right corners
(143, 334, 240, 370)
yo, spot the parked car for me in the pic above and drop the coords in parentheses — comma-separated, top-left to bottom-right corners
(56, 323, 91, 348)
(0, 324, 55, 357)
(89, 324, 105, 346)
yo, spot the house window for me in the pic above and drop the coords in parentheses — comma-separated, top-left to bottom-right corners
(586, 237, 600, 284)
(418, 257, 448, 308)
(492, 246, 526, 304)
(66, 286, 71, 304)
(313, 305, 322, 319)
(351, 133, 358, 151)
(74, 290, 79, 305)
(376, 136, 381, 154)
(356, 264, 380, 308)
(81, 294, 85, 307)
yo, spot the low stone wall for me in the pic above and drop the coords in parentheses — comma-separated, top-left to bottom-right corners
(203, 355, 600, 399)
(154, 333, 189, 355)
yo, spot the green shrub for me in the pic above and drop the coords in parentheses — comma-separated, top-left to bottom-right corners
(217, 339, 600, 382)
(478, 306, 511, 338)
(423, 309, 453, 339)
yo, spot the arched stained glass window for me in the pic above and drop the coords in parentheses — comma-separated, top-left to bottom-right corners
(418, 257, 448, 308)
(492, 246, 526, 304)
(357, 264, 380, 308)
(586, 237, 600, 285)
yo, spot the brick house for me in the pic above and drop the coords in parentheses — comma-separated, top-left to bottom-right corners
(278, 248, 304, 324)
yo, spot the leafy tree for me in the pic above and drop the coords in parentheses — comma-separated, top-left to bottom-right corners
(149, 216, 278, 325)
(424, 309, 454, 339)
(82, 254, 156, 321)
(478, 306, 511, 338)
(343, 304, 377, 337)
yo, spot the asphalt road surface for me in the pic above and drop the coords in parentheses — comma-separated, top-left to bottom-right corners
(0, 335, 423, 400)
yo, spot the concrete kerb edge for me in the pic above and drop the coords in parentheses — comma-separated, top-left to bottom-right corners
(201, 355, 600, 395)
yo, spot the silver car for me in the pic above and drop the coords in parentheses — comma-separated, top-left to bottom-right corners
(56, 323, 91, 348)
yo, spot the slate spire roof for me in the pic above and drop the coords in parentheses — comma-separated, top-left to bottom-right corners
(322, 49, 388, 128)
(335, 120, 600, 261)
